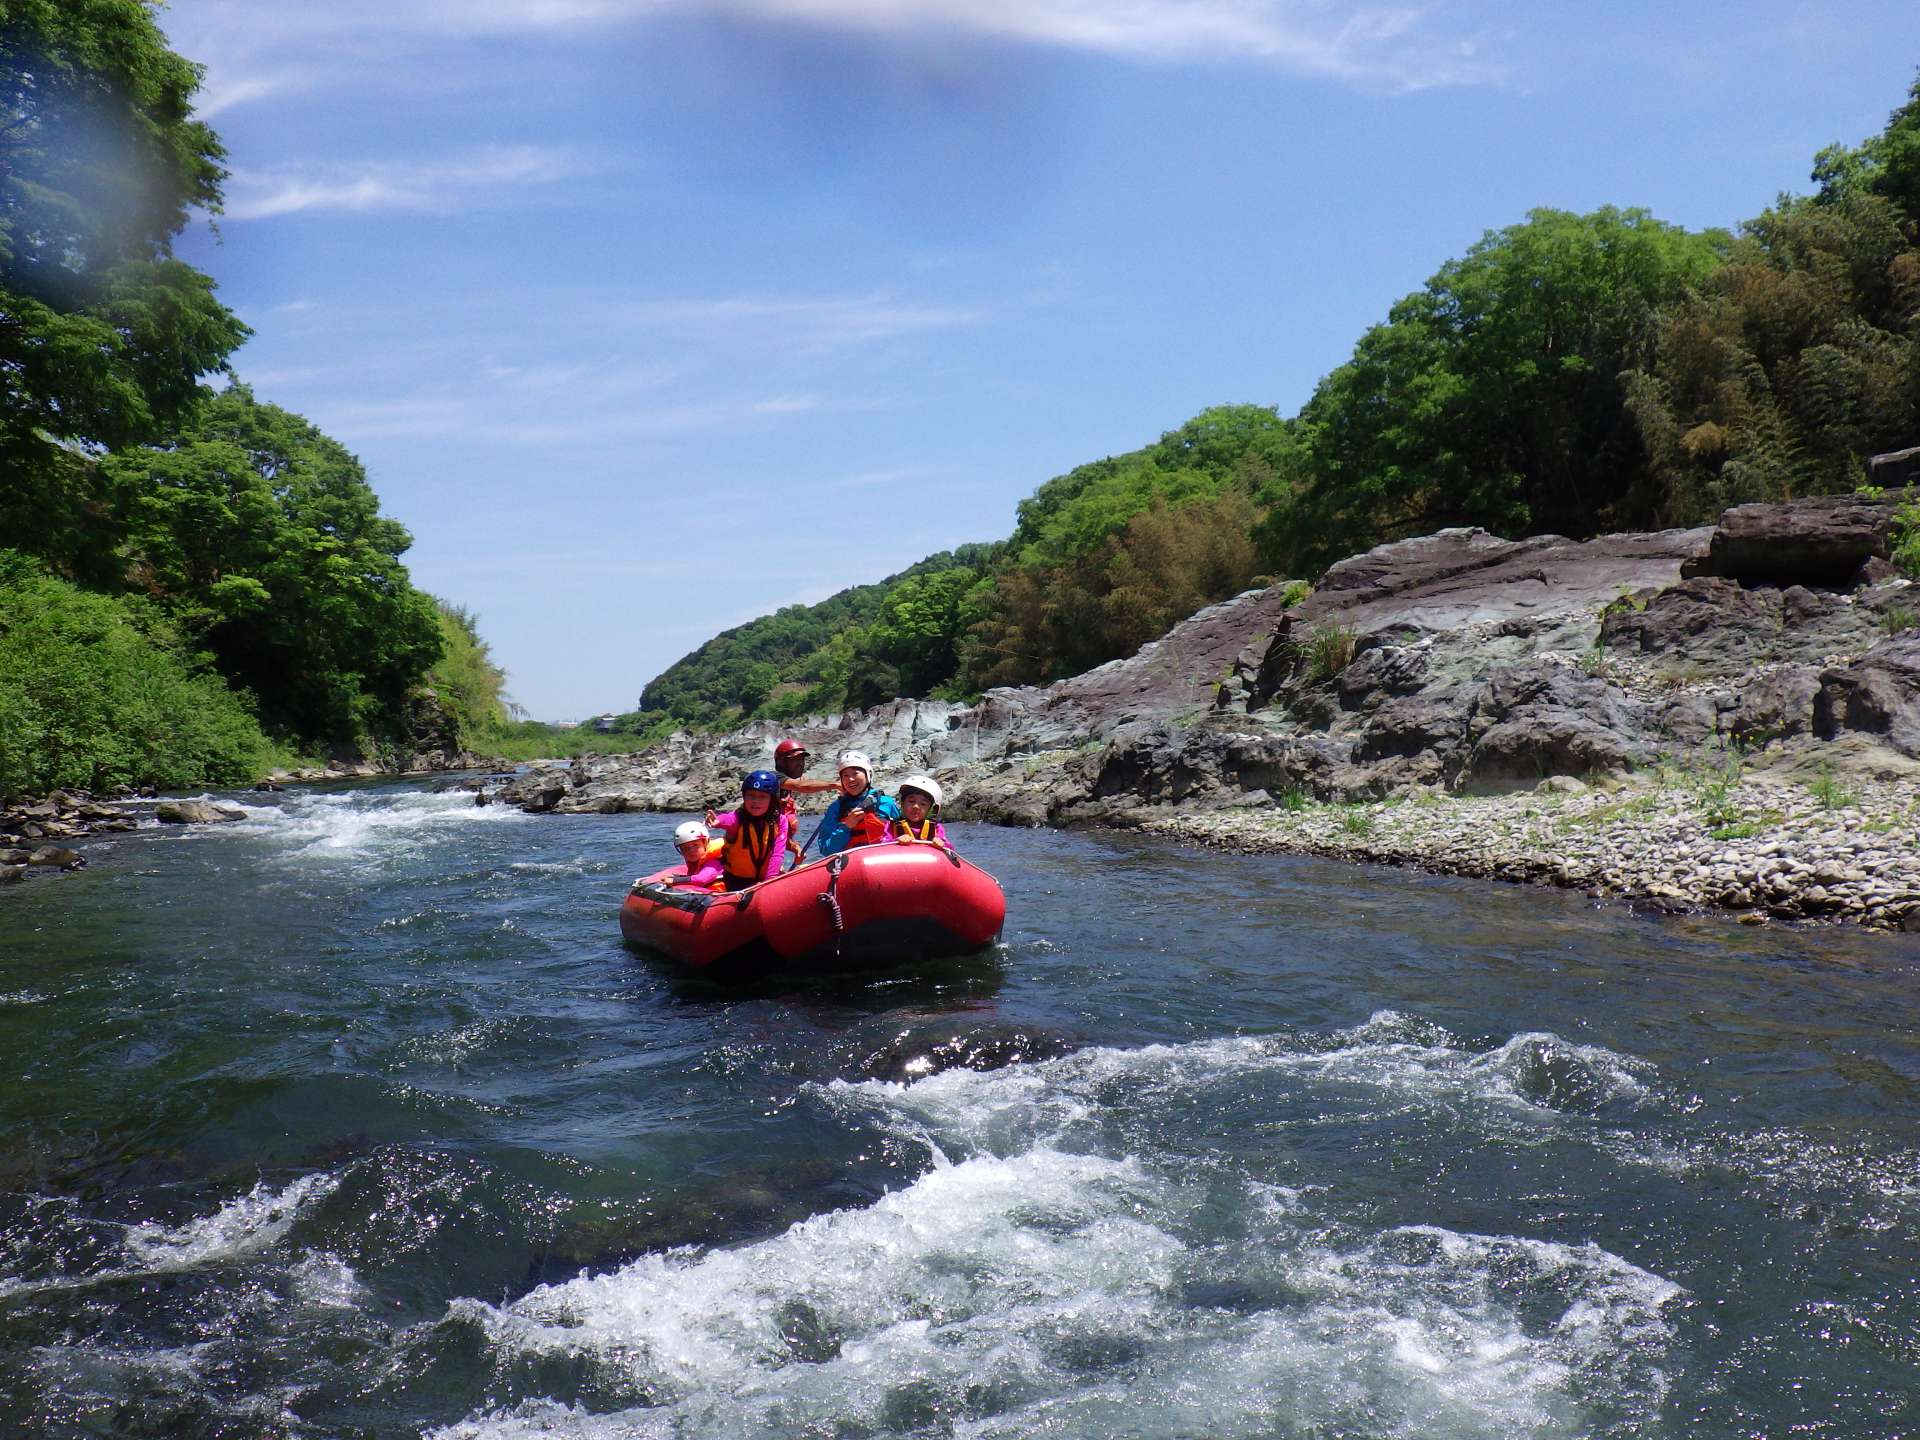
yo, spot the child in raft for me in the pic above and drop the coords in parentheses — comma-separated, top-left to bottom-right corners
(887, 774, 953, 851)
(703, 769, 792, 890)
(667, 820, 725, 889)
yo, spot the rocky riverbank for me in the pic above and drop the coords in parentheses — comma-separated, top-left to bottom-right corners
(1149, 767, 1920, 930)
(502, 484, 1920, 930)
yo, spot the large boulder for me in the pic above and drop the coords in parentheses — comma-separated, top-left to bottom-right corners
(1460, 664, 1645, 790)
(154, 800, 246, 825)
(1813, 635, 1920, 757)
(26, 845, 85, 870)
(1868, 444, 1920, 490)
(1696, 492, 1913, 587)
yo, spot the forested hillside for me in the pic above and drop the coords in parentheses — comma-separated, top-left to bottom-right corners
(638, 72, 1920, 730)
(0, 1, 505, 797)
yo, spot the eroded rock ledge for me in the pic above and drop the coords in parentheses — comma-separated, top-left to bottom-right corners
(506, 488, 1920, 928)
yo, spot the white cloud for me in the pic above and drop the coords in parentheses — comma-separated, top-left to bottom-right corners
(163, 0, 1504, 116)
(223, 146, 587, 220)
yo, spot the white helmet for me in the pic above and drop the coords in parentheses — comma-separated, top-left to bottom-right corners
(673, 820, 709, 846)
(837, 749, 873, 776)
(898, 773, 943, 808)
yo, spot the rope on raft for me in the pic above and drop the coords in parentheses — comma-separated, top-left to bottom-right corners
(815, 852, 849, 952)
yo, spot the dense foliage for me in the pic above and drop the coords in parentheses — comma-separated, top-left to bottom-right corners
(98, 385, 445, 741)
(427, 602, 511, 741)
(638, 545, 1001, 722)
(641, 73, 1920, 731)
(0, 4, 485, 796)
(1262, 207, 1729, 572)
(0, 0, 248, 580)
(0, 551, 271, 795)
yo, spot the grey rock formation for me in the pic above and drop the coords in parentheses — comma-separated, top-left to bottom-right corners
(1868, 444, 1920, 489)
(1815, 635, 1920, 757)
(515, 503, 1920, 837)
(1694, 491, 1914, 587)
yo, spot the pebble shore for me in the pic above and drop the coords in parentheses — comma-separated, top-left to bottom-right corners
(1147, 772, 1920, 931)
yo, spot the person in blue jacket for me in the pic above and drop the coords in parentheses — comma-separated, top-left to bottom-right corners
(814, 750, 900, 856)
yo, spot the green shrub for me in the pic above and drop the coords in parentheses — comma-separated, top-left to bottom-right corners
(1894, 498, 1920, 581)
(1693, 754, 1745, 829)
(1805, 764, 1857, 810)
(1306, 623, 1359, 683)
(0, 557, 270, 797)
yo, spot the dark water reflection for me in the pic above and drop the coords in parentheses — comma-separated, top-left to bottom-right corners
(1, 780, 1916, 1438)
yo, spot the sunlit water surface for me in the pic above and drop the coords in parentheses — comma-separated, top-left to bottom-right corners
(1, 779, 1916, 1438)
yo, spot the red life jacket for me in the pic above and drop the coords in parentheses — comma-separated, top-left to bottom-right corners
(843, 803, 889, 849)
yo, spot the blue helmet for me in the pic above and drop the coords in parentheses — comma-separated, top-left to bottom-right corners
(743, 769, 781, 794)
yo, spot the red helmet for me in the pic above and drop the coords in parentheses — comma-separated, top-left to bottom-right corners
(774, 739, 808, 761)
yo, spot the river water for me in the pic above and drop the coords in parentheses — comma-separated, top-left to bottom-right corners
(1, 779, 1916, 1438)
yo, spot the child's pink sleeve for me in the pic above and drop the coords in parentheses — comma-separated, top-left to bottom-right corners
(675, 858, 724, 888)
(764, 811, 791, 878)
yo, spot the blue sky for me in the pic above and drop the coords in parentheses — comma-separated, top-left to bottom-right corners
(156, 1, 1920, 720)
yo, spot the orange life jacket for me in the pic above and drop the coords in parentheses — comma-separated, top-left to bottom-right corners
(896, 817, 939, 842)
(721, 815, 778, 880)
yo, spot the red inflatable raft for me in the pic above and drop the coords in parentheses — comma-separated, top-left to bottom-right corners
(620, 843, 1006, 973)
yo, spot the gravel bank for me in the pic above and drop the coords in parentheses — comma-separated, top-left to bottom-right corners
(1147, 772, 1920, 930)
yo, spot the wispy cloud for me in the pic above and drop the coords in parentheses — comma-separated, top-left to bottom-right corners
(826, 465, 923, 490)
(166, 1, 1505, 116)
(223, 145, 586, 220)
(620, 293, 982, 351)
(310, 387, 862, 444)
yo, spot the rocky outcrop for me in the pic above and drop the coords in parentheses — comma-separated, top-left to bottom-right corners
(1814, 635, 1920, 757)
(1689, 490, 1916, 587)
(1869, 444, 1920, 489)
(506, 495, 1920, 925)
(1, 792, 138, 838)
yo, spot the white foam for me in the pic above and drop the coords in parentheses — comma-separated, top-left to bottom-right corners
(235, 787, 526, 863)
(431, 1151, 1682, 1440)
(290, 1252, 368, 1308)
(126, 1173, 339, 1270)
(817, 1011, 1659, 1163)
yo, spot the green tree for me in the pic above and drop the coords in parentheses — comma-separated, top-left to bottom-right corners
(0, 0, 248, 579)
(1266, 207, 1728, 572)
(102, 386, 444, 745)
(427, 601, 509, 740)
(866, 566, 978, 697)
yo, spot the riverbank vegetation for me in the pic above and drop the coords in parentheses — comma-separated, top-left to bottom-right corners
(0, 2, 509, 799)
(638, 70, 1920, 731)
